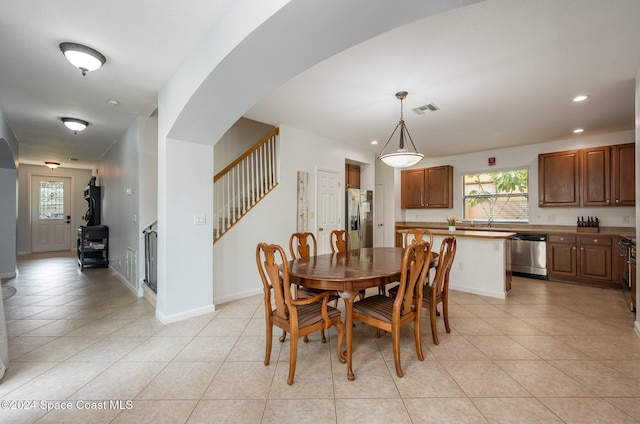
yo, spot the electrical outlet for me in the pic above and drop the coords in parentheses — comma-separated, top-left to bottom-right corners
(623, 216, 630, 224)
(547, 215, 556, 222)
(493, 242, 501, 252)
(457, 262, 464, 271)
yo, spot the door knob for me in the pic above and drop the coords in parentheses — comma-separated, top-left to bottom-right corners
(319, 227, 324, 231)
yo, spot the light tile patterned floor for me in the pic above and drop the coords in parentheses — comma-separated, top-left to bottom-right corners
(1, 251, 640, 423)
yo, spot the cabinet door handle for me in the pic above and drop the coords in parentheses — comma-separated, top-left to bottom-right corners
(580, 247, 584, 250)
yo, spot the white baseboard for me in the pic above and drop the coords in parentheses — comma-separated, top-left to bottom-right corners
(449, 283, 506, 300)
(214, 287, 262, 305)
(142, 283, 157, 308)
(109, 266, 139, 296)
(0, 271, 16, 279)
(156, 304, 216, 324)
(635, 320, 640, 338)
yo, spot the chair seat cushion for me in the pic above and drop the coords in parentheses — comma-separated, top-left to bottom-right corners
(274, 302, 341, 328)
(297, 286, 339, 300)
(353, 294, 393, 323)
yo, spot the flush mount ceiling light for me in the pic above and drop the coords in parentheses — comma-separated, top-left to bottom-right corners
(61, 117, 89, 134)
(45, 161, 60, 169)
(378, 91, 424, 168)
(572, 94, 590, 102)
(573, 128, 584, 133)
(59, 42, 106, 76)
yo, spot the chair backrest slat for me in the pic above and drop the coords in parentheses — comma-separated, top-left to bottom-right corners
(330, 230, 351, 253)
(394, 240, 431, 318)
(289, 232, 317, 259)
(431, 236, 457, 295)
(257, 243, 292, 321)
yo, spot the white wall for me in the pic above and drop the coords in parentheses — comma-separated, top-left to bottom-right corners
(99, 119, 141, 292)
(16, 165, 92, 255)
(212, 125, 375, 304)
(0, 168, 16, 278)
(399, 129, 636, 228)
(214, 118, 275, 173)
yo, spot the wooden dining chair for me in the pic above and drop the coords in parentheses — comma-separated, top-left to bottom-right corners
(423, 236, 457, 345)
(403, 228, 433, 248)
(352, 240, 431, 378)
(330, 230, 351, 253)
(288, 232, 337, 342)
(256, 242, 346, 385)
(289, 232, 317, 259)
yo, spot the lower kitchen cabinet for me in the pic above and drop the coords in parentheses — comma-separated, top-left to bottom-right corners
(548, 233, 614, 288)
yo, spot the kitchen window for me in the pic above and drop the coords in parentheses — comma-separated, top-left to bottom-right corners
(463, 169, 529, 223)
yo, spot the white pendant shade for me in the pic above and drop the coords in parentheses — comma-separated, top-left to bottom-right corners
(379, 150, 424, 168)
(59, 42, 106, 75)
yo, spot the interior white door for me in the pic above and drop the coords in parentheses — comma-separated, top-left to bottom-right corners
(31, 176, 72, 252)
(316, 169, 342, 254)
(374, 183, 384, 246)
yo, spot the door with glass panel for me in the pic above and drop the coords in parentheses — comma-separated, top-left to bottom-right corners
(31, 176, 71, 252)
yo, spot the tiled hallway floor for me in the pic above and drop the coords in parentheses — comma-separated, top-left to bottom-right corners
(1, 251, 640, 423)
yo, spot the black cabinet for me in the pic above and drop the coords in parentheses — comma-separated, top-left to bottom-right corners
(77, 225, 109, 270)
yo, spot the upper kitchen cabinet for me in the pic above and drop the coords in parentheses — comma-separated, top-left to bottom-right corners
(401, 165, 453, 209)
(612, 143, 635, 206)
(538, 150, 580, 206)
(582, 146, 611, 206)
(345, 163, 360, 189)
(539, 143, 635, 207)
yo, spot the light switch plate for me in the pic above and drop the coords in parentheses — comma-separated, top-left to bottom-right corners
(194, 214, 206, 225)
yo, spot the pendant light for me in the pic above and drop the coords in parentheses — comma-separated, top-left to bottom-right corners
(378, 91, 424, 168)
(59, 42, 106, 76)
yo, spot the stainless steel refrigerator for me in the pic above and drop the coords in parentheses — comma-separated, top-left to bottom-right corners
(346, 188, 373, 249)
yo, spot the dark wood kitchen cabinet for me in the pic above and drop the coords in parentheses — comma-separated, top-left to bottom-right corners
(612, 143, 635, 206)
(538, 150, 581, 206)
(401, 165, 453, 209)
(582, 146, 611, 206)
(539, 143, 635, 207)
(548, 233, 614, 287)
(548, 234, 578, 278)
(345, 163, 360, 189)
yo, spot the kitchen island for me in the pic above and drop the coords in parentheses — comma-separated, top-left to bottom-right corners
(397, 228, 516, 299)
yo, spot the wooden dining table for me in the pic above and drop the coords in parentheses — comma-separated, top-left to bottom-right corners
(288, 246, 437, 380)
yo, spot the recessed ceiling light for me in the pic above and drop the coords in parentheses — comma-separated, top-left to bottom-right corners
(573, 128, 584, 133)
(371, 140, 378, 145)
(572, 95, 590, 102)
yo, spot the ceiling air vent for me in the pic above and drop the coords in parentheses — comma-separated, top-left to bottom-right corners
(412, 103, 439, 115)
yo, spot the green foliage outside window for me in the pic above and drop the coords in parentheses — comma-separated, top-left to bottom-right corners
(463, 169, 529, 223)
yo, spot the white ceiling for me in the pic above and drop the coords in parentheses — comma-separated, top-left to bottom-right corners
(1, 0, 639, 170)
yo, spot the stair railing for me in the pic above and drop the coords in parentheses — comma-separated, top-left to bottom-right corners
(214, 128, 279, 241)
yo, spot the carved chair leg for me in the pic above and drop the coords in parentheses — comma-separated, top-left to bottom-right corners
(430, 305, 439, 345)
(442, 300, 451, 333)
(265, 324, 273, 366)
(391, 328, 403, 378)
(287, 333, 299, 385)
(279, 329, 287, 343)
(335, 320, 346, 363)
(320, 329, 327, 343)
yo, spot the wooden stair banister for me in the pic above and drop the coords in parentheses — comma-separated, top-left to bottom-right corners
(214, 128, 279, 242)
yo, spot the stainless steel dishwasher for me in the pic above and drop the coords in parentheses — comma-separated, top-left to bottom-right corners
(511, 233, 547, 279)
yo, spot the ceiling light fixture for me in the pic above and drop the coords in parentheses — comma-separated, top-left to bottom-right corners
(45, 161, 60, 169)
(572, 94, 590, 102)
(59, 42, 106, 76)
(61, 117, 89, 134)
(378, 91, 424, 168)
(573, 128, 584, 133)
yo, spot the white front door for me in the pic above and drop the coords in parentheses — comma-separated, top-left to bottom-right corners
(31, 176, 72, 252)
(316, 169, 342, 254)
